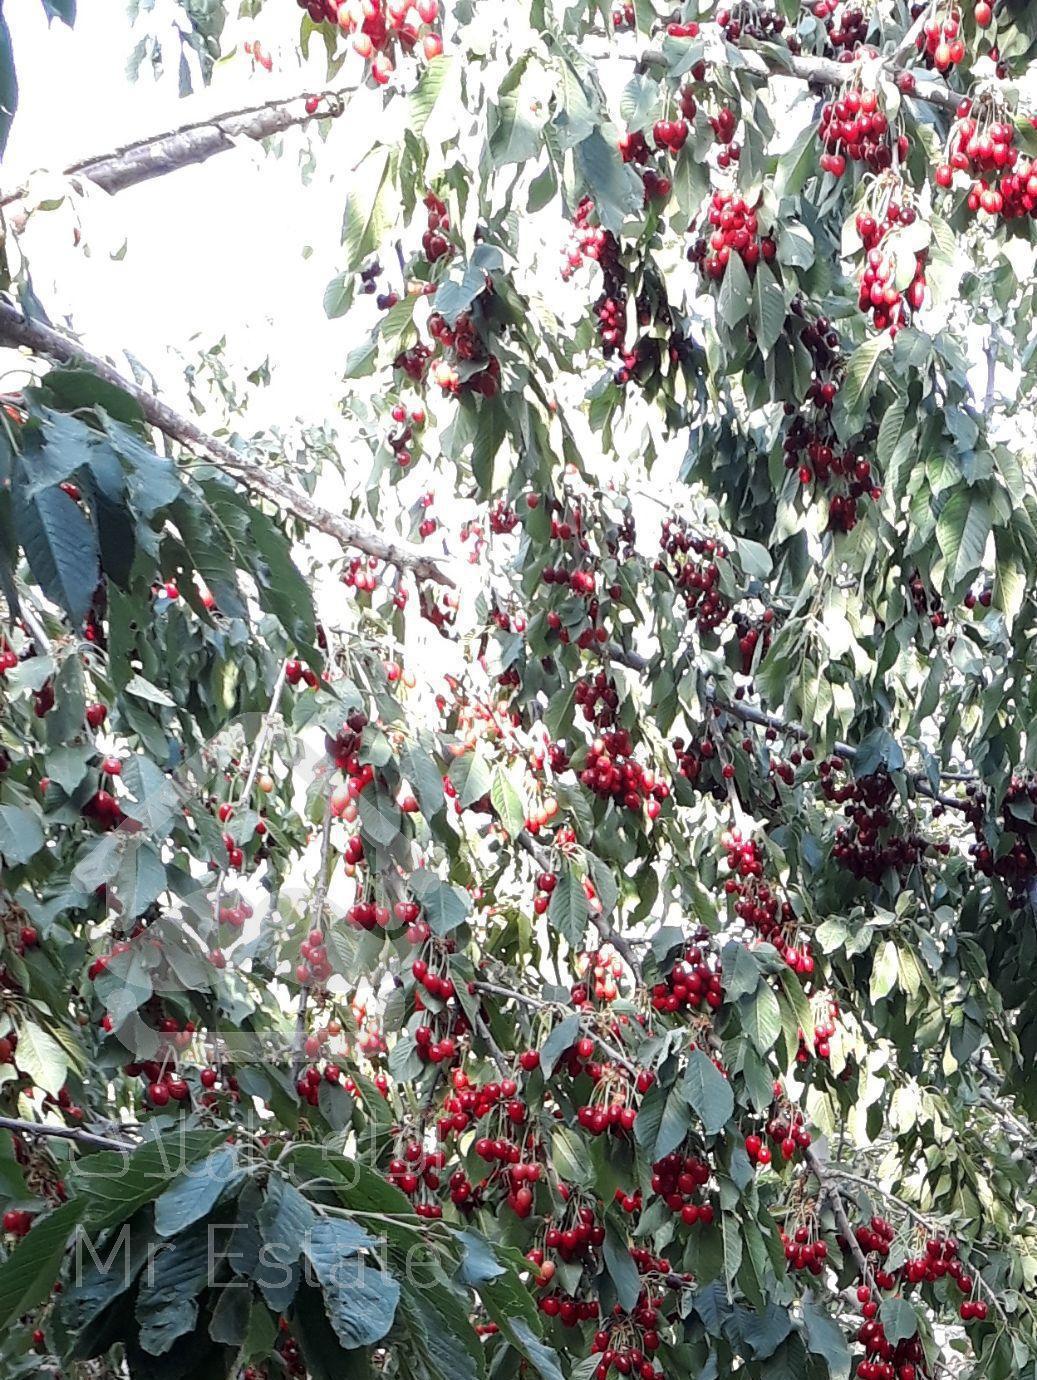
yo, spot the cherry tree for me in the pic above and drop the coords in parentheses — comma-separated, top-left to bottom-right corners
(0, 1, 1036, 1379)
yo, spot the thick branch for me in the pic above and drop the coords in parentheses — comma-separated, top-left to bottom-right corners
(0, 302, 453, 586)
(638, 42, 960, 113)
(0, 1114, 135, 1152)
(2, 87, 353, 208)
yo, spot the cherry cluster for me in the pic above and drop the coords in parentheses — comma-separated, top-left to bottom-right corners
(296, 1060, 350, 1107)
(610, 2, 634, 29)
(816, 2, 868, 54)
(301, 0, 443, 84)
(782, 376, 877, 527)
(855, 202, 927, 336)
(649, 938, 724, 1015)
(574, 671, 621, 728)
(687, 192, 775, 282)
(575, 1095, 637, 1137)
(427, 311, 501, 396)
(854, 1310, 930, 1380)
(914, 2, 967, 71)
(721, 831, 815, 973)
(672, 733, 723, 792)
(1, 1207, 35, 1238)
(561, 197, 613, 281)
(657, 519, 729, 634)
(749, 1098, 812, 1166)
(285, 658, 320, 689)
(782, 1223, 829, 1275)
(718, 3, 789, 43)
(797, 1000, 838, 1063)
(907, 569, 947, 629)
(650, 1148, 714, 1225)
(617, 130, 673, 204)
(580, 732, 667, 816)
(589, 1294, 664, 1380)
(420, 190, 452, 263)
(823, 765, 933, 882)
(732, 610, 774, 675)
(386, 1142, 447, 1218)
(434, 1071, 524, 1142)
(294, 927, 332, 987)
(573, 945, 626, 1004)
(818, 87, 905, 177)
(968, 773, 1037, 899)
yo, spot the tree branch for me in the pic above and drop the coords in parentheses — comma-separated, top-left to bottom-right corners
(0, 301, 454, 587)
(2, 87, 354, 209)
(636, 41, 961, 113)
(0, 1113, 135, 1152)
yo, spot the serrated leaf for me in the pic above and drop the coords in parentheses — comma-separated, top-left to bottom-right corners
(840, 335, 890, 413)
(0, 805, 44, 865)
(13, 1020, 67, 1097)
(408, 55, 451, 134)
(154, 1147, 241, 1237)
(752, 262, 786, 356)
(448, 746, 493, 807)
(740, 981, 781, 1053)
(803, 1299, 851, 1378)
(936, 487, 991, 588)
(547, 865, 589, 947)
(682, 1049, 734, 1135)
(718, 251, 752, 329)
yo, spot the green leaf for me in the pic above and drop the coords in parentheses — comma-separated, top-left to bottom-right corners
(154, 1148, 242, 1237)
(410, 871, 470, 935)
(879, 1297, 918, 1344)
(740, 981, 782, 1053)
(576, 130, 642, 234)
(448, 746, 493, 806)
(69, 1130, 227, 1229)
(401, 1278, 484, 1380)
(547, 864, 589, 947)
(718, 251, 753, 329)
(0, 11, 17, 159)
(408, 55, 451, 134)
(490, 766, 526, 838)
(682, 1048, 734, 1135)
(136, 1221, 211, 1354)
(14, 1019, 67, 1097)
(342, 149, 391, 273)
(0, 805, 44, 865)
(14, 471, 99, 624)
(603, 1226, 640, 1311)
(0, 1201, 81, 1332)
(936, 488, 992, 587)
(302, 1220, 398, 1349)
(870, 939, 899, 1002)
(840, 335, 890, 413)
(802, 1298, 851, 1379)
(655, 1080, 693, 1157)
(752, 263, 786, 356)
(540, 1013, 579, 1076)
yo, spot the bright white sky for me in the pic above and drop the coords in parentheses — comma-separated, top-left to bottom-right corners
(4, 0, 359, 428)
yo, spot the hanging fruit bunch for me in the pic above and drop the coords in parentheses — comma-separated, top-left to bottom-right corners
(299, 0, 444, 84)
(913, 0, 968, 72)
(936, 93, 1037, 222)
(818, 78, 908, 177)
(853, 175, 930, 335)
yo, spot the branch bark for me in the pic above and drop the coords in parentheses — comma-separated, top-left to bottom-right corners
(0, 301, 454, 586)
(2, 87, 353, 209)
(0, 1113, 135, 1152)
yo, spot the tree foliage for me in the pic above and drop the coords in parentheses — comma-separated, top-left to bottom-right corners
(1, 2, 1037, 1380)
